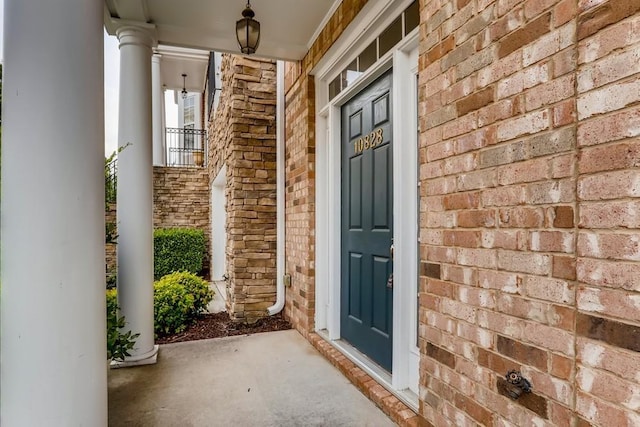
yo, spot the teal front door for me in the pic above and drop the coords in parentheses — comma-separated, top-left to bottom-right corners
(341, 70, 393, 371)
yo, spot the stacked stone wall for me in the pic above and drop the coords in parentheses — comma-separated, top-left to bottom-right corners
(153, 166, 210, 277)
(208, 54, 277, 322)
(105, 167, 210, 280)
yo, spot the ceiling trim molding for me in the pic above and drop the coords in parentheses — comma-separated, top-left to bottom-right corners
(156, 45, 210, 62)
(306, 0, 342, 51)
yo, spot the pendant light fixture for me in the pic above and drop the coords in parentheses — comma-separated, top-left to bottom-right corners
(236, 0, 260, 55)
(181, 73, 188, 99)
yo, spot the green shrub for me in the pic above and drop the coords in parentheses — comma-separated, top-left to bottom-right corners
(158, 271, 213, 318)
(106, 288, 118, 317)
(106, 289, 139, 362)
(154, 228, 206, 279)
(154, 279, 195, 336)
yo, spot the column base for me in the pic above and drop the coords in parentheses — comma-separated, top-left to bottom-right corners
(110, 344, 159, 369)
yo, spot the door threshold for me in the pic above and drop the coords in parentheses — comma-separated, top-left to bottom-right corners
(316, 329, 419, 412)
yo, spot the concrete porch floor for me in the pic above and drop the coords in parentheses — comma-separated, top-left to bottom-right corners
(108, 330, 396, 426)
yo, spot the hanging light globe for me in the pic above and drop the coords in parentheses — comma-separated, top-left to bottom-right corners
(236, 1, 260, 55)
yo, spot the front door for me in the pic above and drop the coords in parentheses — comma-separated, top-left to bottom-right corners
(341, 70, 393, 371)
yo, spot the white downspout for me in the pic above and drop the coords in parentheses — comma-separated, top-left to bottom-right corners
(268, 60, 286, 315)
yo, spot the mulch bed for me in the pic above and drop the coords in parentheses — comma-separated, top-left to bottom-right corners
(156, 311, 292, 345)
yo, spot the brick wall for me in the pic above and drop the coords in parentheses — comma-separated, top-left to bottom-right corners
(418, 0, 640, 426)
(575, 1, 640, 425)
(208, 54, 277, 323)
(283, 0, 368, 335)
(153, 166, 211, 276)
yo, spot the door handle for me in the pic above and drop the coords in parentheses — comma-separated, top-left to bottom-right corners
(387, 239, 394, 288)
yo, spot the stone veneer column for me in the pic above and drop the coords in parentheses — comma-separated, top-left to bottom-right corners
(116, 25, 158, 364)
(1, 0, 107, 424)
(207, 55, 277, 322)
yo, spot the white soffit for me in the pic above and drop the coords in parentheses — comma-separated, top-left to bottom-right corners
(156, 45, 209, 92)
(104, 0, 341, 61)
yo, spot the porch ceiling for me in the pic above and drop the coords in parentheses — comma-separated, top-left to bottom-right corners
(155, 45, 209, 92)
(104, 0, 339, 61)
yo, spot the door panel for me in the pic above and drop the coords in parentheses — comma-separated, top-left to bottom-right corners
(341, 70, 393, 371)
(372, 255, 391, 334)
(349, 157, 363, 228)
(348, 252, 363, 319)
(373, 144, 391, 229)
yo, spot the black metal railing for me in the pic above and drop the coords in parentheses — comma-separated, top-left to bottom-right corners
(105, 159, 117, 204)
(165, 127, 207, 167)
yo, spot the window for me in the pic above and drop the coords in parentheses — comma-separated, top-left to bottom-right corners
(184, 124, 195, 149)
(327, 0, 419, 101)
(184, 96, 195, 125)
(183, 95, 196, 149)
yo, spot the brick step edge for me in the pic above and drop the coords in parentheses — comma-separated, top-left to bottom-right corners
(307, 333, 424, 427)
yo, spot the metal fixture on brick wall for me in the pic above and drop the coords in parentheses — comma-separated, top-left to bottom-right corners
(236, 0, 260, 55)
(181, 73, 188, 99)
(504, 370, 532, 399)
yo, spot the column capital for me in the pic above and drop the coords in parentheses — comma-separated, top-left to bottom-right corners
(114, 20, 157, 49)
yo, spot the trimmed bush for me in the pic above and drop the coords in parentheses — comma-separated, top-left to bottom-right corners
(153, 279, 195, 336)
(158, 271, 213, 318)
(154, 228, 206, 279)
(106, 288, 118, 317)
(106, 289, 139, 362)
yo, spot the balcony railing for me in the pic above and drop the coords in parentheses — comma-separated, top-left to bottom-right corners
(166, 127, 207, 167)
(105, 159, 117, 204)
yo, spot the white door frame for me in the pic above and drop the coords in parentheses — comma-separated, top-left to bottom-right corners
(312, 0, 419, 404)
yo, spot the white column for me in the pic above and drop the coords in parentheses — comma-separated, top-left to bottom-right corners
(1, 0, 107, 425)
(152, 53, 166, 166)
(116, 25, 159, 365)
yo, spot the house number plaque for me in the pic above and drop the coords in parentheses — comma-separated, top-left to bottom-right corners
(354, 128, 384, 154)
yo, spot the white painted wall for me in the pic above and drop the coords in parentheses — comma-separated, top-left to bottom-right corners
(211, 166, 228, 281)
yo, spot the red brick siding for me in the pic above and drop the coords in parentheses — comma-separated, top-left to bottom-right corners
(283, 0, 640, 424)
(575, 1, 640, 425)
(283, 0, 369, 335)
(418, 0, 640, 425)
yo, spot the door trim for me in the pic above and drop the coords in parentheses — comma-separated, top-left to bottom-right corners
(391, 38, 420, 395)
(313, 0, 419, 407)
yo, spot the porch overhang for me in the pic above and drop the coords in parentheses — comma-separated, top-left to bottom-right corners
(104, 0, 340, 62)
(155, 45, 209, 92)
